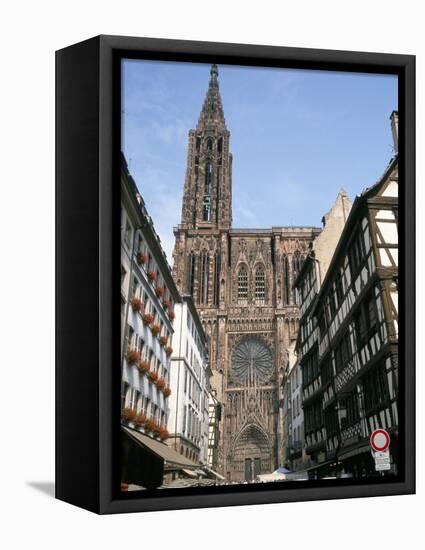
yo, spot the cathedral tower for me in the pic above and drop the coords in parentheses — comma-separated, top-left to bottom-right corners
(173, 65, 321, 481)
(180, 64, 232, 231)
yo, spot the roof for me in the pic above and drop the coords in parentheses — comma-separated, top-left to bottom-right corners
(122, 426, 198, 469)
(311, 155, 398, 315)
(121, 153, 181, 303)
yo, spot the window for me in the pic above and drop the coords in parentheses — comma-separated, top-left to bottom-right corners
(340, 391, 360, 429)
(354, 291, 379, 347)
(187, 253, 196, 295)
(205, 160, 212, 194)
(199, 250, 209, 304)
(324, 405, 339, 437)
(363, 363, 389, 412)
(292, 250, 303, 277)
(302, 349, 319, 387)
(237, 267, 248, 301)
(124, 219, 132, 249)
(213, 252, 221, 306)
(349, 227, 366, 276)
(334, 331, 352, 373)
(202, 196, 211, 222)
(121, 382, 130, 409)
(282, 255, 290, 305)
(121, 265, 127, 287)
(255, 266, 265, 300)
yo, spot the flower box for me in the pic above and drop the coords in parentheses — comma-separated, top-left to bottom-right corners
(155, 286, 164, 298)
(163, 387, 171, 398)
(168, 310, 175, 321)
(149, 370, 158, 383)
(162, 298, 170, 310)
(126, 349, 141, 365)
(158, 427, 170, 441)
(144, 419, 155, 433)
(157, 377, 166, 390)
(151, 324, 160, 336)
(121, 407, 137, 422)
(147, 270, 157, 282)
(165, 346, 173, 357)
(138, 360, 150, 374)
(135, 412, 147, 426)
(130, 297, 143, 312)
(142, 313, 154, 326)
(136, 251, 148, 265)
(159, 335, 168, 347)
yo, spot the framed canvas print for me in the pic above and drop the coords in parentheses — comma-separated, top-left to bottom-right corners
(56, 35, 415, 514)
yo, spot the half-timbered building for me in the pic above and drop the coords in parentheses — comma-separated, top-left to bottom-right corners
(309, 112, 399, 477)
(293, 190, 352, 476)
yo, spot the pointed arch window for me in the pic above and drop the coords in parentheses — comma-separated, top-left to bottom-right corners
(199, 250, 209, 305)
(292, 250, 303, 277)
(202, 195, 211, 221)
(205, 161, 212, 194)
(206, 138, 213, 154)
(283, 255, 290, 305)
(238, 267, 248, 302)
(255, 266, 265, 301)
(188, 252, 196, 296)
(213, 252, 221, 306)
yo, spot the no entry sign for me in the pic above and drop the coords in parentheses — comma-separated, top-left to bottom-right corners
(370, 429, 390, 452)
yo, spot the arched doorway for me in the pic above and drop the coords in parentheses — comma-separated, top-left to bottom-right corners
(231, 424, 270, 481)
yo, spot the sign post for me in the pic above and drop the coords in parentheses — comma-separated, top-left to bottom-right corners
(370, 429, 391, 472)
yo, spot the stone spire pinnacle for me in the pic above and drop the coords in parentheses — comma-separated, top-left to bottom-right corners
(197, 64, 226, 130)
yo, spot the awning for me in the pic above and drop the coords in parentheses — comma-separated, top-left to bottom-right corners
(338, 443, 371, 461)
(202, 465, 226, 480)
(122, 426, 198, 470)
(305, 459, 335, 472)
(181, 468, 198, 478)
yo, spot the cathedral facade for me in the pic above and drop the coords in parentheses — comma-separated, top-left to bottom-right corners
(172, 65, 321, 481)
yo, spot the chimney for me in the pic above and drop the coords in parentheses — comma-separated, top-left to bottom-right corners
(390, 111, 399, 154)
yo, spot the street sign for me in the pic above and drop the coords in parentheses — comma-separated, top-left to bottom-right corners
(370, 429, 390, 452)
(372, 450, 391, 471)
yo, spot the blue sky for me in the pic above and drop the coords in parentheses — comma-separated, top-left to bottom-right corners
(122, 59, 397, 262)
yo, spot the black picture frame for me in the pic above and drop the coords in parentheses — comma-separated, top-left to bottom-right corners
(56, 35, 415, 514)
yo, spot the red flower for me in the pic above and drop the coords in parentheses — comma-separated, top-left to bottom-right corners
(151, 324, 160, 336)
(135, 412, 147, 426)
(142, 313, 154, 326)
(127, 349, 141, 365)
(149, 370, 158, 383)
(147, 270, 157, 282)
(159, 335, 168, 347)
(121, 408, 137, 422)
(157, 377, 166, 390)
(158, 427, 170, 441)
(144, 418, 155, 433)
(163, 387, 171, 398)
(168, 311, 175, 321)
(162, 298, 170, 310)
(155, 286, 164, 298)
(165, 346, 173, 357)
(138, 360, 150, 374)
(131, 297, 143, 312)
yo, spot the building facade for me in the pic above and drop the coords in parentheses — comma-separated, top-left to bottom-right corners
(167, 295, 211, 466)
(120, 154, 180, 460)
(282, 344, 306, 471)
(295, 112, 398, 477)
(293, 190, 353, 475)
(172, 64, 321, 481)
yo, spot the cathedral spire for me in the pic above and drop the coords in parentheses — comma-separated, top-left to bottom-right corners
(197, 64, 226, 130)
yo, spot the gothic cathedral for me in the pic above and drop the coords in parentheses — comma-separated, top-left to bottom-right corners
(172, 65, 321, 481)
